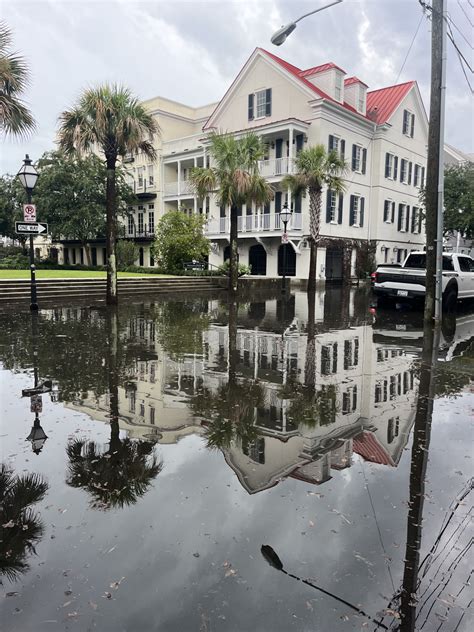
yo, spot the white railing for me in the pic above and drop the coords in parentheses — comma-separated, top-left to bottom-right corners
(258, 157, 291, 178)
(163, 179, 194, 196)
(204, 213, 302, 235)
(181, 179, 194, 195)
(162, 133, 204, 155)
(164, 181, 179, 196)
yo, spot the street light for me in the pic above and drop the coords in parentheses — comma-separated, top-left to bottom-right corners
(17, 154, 39, 311)
(271, 0, 343, 46)
(280, 203, 292, 293)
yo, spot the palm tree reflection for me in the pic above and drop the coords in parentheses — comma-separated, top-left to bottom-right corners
(0, 464, 48, 582)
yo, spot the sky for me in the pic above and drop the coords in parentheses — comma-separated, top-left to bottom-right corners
(1, 0, 473, 174)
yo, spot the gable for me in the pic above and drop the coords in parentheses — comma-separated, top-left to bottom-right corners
(387, 84, 429, 140)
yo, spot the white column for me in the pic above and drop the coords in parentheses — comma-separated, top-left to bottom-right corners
(288, 127, 294, 210)
(177, 160, 181, 196)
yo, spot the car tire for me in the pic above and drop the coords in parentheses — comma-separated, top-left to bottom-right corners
(442, 286, 458, 312)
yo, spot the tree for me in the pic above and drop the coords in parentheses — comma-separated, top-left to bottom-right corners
(57, 85, 158, 304)
(0, 464, 48, 581)
(190, 132, 273, 293)
(151, 209, 210, 273)
(443, 162, 474, 239)
(34, 151, 135, 265)
(116, 239, 139, 269)
(282, 145, 347, 292)
(0, 174, 28, 251)
(0, 22, 35, 138)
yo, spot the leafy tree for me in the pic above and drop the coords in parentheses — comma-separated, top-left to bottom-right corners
(0, 22, 35, 137)
(0, 174, 28, 251)
(282, 145, 347, 292)
(0, 464, 48, 581)
(154, 299, 210, 360)
(34, 151, 134, 265)
(190, 132, 273, 293)
(57, 85, 158, 304)
(151, 209, 210, 273)
(443, 162, 474, 239)
(116, 238, 139, 269)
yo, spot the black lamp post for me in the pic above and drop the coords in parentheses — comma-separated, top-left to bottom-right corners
(17, 155, 39, 311)
(280, 203, 292, 293)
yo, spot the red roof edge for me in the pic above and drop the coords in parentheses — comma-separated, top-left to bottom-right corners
(345, 76, 369, 88)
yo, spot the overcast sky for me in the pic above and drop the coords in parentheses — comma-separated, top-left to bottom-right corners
(1, 0, 473, 174)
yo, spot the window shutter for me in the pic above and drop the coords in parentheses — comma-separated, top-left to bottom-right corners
(421, 166, 425, 187)
(296, 134, 304, 153)
(332, 343, 338, 372)
(275, 191, 282, 214)
(354, 339, 359, 365)
(294, 193, 302, 213)
(328, 135, 334, 151)
(352, 144, 357, 171)
(275, 138, 283, 159)
(394, 156, 399, 180)
(326, 190, 332, 223)
(248, 94, 254, 121)
(383, 200, 389, 222)
(410, 113, 415, 137)
(349, 195, 355, 226)
(338, 194, 343, 224)
(398, 204, 403, 231)
(391, 201, 395, 223)
(408, 161, 413, 185)
(360, 197, 365, 227)
(362, 148, 367, 174)
(344, 340, 350, 370)
(403, 110, 409, 134)
(340, 139, 345, 159)
(352, 386, 358, 410)
(418, 210, 422, 233)
(385, 153, 390, 178)
(405, 206, 410, 232)
(411, 207, 416, 233)
(265, 88, 272, 116)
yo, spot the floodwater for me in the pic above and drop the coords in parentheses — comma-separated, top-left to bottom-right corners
(0, 288, 472, 632)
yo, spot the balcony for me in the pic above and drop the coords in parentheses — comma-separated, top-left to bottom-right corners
(162, 133, 204, 156)
(205, 212, 303, 236)
(124, 225, 155, 241)
(133, 178, 157, 200)
(163, 179, 194, 197)
(258, 157, 292, 178)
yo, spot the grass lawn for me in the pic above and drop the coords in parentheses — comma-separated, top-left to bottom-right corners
(0, 269, 175, 279)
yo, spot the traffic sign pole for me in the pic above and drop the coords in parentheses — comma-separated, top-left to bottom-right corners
(26, 191, 38, 310)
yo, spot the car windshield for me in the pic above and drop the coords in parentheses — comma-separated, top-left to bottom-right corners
(405, 254, 454, 271)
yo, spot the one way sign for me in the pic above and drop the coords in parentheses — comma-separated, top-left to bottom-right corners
(15, 222, 48, 235)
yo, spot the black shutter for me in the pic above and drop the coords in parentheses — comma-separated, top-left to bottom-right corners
(349, 195, 355, 226)
(328, 135, 334, 151)
(344, 340, 350, 370)
(352, 144, 357, 171)
(296, 134, 304, 153)
(362, 148, 367, 174)
(385, 153, 390, 178)
(421, 166, 425, 187)
(398, 204, 403, 231)
(410, 113, 415, 137)
(408, 161, 412, 185)
(248, 94, 254, 121)
(340, 139, 345, 159)
(294, 193, 301, 213)
(275, 138, 283, 159)
(326, 190, 332, 223)
(360, 197, 365, 227)
(394, 156, 398, 180)
(383, 200, 389, 222)
(391, 201, 395, 223)
(265, 88, 272, 116)
(338, 194, 343, 224)
(354, 338, 359, 365)
(411, 207, 416, 233)
(275, 191, 282, 214)
(418, 210, 422, 233)
(405, 206, 410, 232)
(403, 110, 409, 135)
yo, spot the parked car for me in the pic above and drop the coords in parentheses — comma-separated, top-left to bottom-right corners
(372, 251, 474, 306)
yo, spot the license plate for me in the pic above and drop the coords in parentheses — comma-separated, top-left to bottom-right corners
(397, 290, 408, 297)
(396, 324, 407, 331)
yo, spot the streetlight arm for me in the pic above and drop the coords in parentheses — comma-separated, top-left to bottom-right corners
(293, 0, 344, 24)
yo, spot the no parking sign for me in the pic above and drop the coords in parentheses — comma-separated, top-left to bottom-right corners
(23, 204, 36, 222)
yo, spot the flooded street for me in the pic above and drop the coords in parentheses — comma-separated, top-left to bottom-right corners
(0, 288, 472, 631)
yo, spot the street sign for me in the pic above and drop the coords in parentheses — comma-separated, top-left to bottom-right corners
(22, 380, 53, 397)
(23, 204, 36, 222)
(281, 233, 289, 244)
(15, 222, 48, 235)
(30, 394, 43, 413)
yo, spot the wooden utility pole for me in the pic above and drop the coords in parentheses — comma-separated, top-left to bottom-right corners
(424, 0, 447, 327)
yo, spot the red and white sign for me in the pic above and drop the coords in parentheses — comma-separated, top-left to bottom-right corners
(281, 233, 289, 244)
(30, 395, 43, 413)
(23, 204, 36, 223)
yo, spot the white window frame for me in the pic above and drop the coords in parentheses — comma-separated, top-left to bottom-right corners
(386, 153, 395, 179)
(353, 144, 362, 173)
(331, 135, 340, 153)
(138, 212, 144, 233)
(400, 159, 409, 184)
(414, 164, 420, 187)
(255, 89, 267, 118)
(412, 206, 419, 234)
(329, 190, 337, 223)
(148, 211, 155, 233)
(127, 215, 134, 235)
(383, 199, 393, 224)
(399, 204, 407, 232)
(403, 110, 415, 137)
(352, 195, 360, 227)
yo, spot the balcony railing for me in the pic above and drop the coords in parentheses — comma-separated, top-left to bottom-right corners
(163, 179, 194, 197)
(129, 178, 156, 195)
(124, 225, 155, 239)
(258, 157, 292, 178)
(206, 213, 302, 235)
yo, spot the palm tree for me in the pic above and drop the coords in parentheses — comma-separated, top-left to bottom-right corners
(0, 464, 48, 581)
(0, 22, 36, 137)
(282, 145, 347, 292)
(57, 85, 158, 305)
(190, 132, 273, 293)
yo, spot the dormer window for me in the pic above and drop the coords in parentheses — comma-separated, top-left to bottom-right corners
(403, 110, 415, 137)
(248, 89, 272, 121)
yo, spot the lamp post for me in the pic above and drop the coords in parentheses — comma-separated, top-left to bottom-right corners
(17, 155, 39, 311)
(280, 203, 292, 293)
(271, 0, 343, 45)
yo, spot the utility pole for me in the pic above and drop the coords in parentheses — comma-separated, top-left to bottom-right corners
(424, 0, 447, 326)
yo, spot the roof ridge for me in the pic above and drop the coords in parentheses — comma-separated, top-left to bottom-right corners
(367, 80, 415, 94)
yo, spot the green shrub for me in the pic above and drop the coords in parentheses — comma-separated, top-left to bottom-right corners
(0, 253, 30, 269)
(117, 240, 140, 270)
(217, 260, 251, 277)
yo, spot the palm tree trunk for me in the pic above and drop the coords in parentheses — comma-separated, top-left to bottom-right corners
(307, 187, 322, 293)
(106, 158, 118, 305)
(304, 290, 316, 388)
(229, 205, 239, 294)
(83, 243, 92, 267)
(107, 308, 121, 451)
(228, 298, 238, 386)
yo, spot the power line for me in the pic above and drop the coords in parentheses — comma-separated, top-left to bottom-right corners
(447, 23, 474, 93)
(396, 12, 425, 84)
(447, 13, 474, 49)
(457, 0, 474, 27)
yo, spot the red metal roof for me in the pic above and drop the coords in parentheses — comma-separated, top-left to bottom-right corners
(353, 431, 395, 467)
(300, 62, 346, 77)
(345, 76, 369, 88)
(366, 81, 415, 124)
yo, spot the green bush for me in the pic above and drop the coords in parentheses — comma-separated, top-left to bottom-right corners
(152, 210, 210, 273)
(117, 240, 139, 270)
(0, 253, 30, 269)
(0, 246, 23, 259)
(217, 260, 251, 277)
